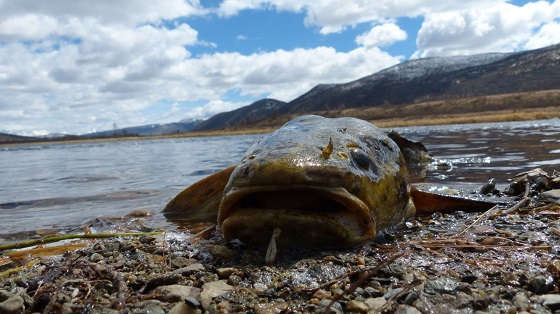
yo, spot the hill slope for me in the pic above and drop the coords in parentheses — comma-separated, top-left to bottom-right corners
(196, 44, 560, 130)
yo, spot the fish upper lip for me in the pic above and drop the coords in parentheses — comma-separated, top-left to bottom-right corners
(217, 184, 375, 241)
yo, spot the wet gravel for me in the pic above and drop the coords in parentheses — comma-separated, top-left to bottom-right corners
(1, 172, 560, 313)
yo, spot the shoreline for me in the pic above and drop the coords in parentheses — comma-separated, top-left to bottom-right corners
(2, 106, 559, 147)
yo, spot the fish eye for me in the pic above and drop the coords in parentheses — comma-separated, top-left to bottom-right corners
(350, 148, 370, 169)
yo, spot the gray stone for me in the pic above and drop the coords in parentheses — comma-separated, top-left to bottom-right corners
(208, 245, 235, 260)
(365, 297, 386, 311)
(154, 285, 201, 302)
(173, 263, 205, 275)
(528, 275, 553, 294)
(90, 252, 104, 262)
(0, 294, 24, 314)
(346, 300, 368, 312)
(169, 302, 201, 314)
(216, 267, 238, 279)
(200, 280, 233, 310)
(133, 302, 165, 314)
(513, 292, 530, 310)
(538, 294, 560, 310)
(424, 277, 459, 295)
(395, 305, 422, 314)
(319, 299, 343, 314)
(541, 189, 560, 203)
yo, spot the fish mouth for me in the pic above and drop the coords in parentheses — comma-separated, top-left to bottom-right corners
(218, 186, 376, 247)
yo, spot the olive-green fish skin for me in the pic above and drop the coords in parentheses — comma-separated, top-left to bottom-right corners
(218, 115, 415, 246)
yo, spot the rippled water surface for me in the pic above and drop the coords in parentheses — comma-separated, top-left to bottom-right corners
(1, 119, 559, 235)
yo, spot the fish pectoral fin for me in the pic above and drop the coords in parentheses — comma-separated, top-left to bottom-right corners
(410, 186, 496, 216)
(163, 166, 236, 223)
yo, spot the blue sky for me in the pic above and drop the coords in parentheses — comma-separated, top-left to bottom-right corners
(0, 0, 559, 135)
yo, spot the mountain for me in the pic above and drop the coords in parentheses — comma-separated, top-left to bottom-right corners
(192, 98, 287, 131)
(82, 120, 201, 138)
(195, 43, 560, 130)
(0, 132, 40, 144)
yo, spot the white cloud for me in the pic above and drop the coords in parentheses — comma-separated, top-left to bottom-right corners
(236, 34, 248, 40)
(525, 21, 560, 49)
(356, 23, 407, 47)
(414, 1, 560, 57)
(217, 0, 508, 34)
(0, 0, 401, 135)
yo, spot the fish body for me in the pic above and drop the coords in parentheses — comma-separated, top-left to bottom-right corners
(164, 115, 438, 247)
(218, 115, 415, 246)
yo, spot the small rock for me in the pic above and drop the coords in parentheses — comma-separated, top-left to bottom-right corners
(200, 280, 233, 310)
(126, 209, 151, 217)
(253, 283, 267, 293)
(254, 301, 288, 314)
(547, 260, 560, 279)
(168, 302, 200, 314)
(365, 297, 386, 311)
(173, 263, 205, 275)
(313, 289, 332, 299)
(346, 300, 368, 312)
(154, 285, 201, 302)
(170, 256, 195, 269)
(134, 302, 165, 314)
(528, 275, 553, 294)
(424, 277, 459, 295)
(0, 293, 24, 314)
(216, 267, 238, 279)
(364, 286, 383, 297)
(513, 292, 530, 310)
(208, 245, 235, 260)
(90, 252, 104, 263)
(319, 299, 343, 314)
(395, 304, 422, 314)
(541, 189, 560, 204)
(89, 306, 120, 314)
(538, 294, 560, 310)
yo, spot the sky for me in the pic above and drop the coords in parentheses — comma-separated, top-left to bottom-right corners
(1, 0, 559, 136)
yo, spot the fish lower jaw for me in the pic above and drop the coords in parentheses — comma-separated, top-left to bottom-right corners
(218, 185, 376, 247)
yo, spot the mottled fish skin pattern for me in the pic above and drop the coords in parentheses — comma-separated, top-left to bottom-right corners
(218, 115, 414, 246)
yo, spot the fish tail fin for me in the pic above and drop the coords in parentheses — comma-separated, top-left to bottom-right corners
(410, 186, 496, 216)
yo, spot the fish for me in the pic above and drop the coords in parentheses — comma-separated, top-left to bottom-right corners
(164, 115, 494, 252)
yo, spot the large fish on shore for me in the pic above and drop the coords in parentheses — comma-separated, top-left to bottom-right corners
(164, 115, 493, 249)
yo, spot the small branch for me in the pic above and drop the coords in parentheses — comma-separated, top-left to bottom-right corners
(0, 231, 163, 252)
(0, 259, 40, 278)
(454, 205, 499, 238)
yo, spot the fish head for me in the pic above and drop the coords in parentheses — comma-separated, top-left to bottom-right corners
(218, 115, 413, 247)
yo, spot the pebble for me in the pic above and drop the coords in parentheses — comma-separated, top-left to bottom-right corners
(90, 252, 104, 263)
(170, 256, 195, 268)
(541, 189, 560, 204)
(312, 289, 331, 299)
(0, 290, 24, 314)
(208, 245, 235, 260)
(513, 292, 530, 310)
(153, 285, 201, 302)
(200, 280, 233, 310)
(168, 302, 200, 314)
(538, 294, 560, 310)
(528, 275, 553, 294)
(173, 263, 205, 275)
(318, 299, 343, 314)
(364, 297, 386, 311)
(346, 300, 369, 312)
(395, 304, 422, 314)
(424, 277, 459, 295)
(216, 267, 238, 279)
(135, 302, 165, 314)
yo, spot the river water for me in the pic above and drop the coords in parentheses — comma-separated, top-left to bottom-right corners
(1, 119, 559, 237)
